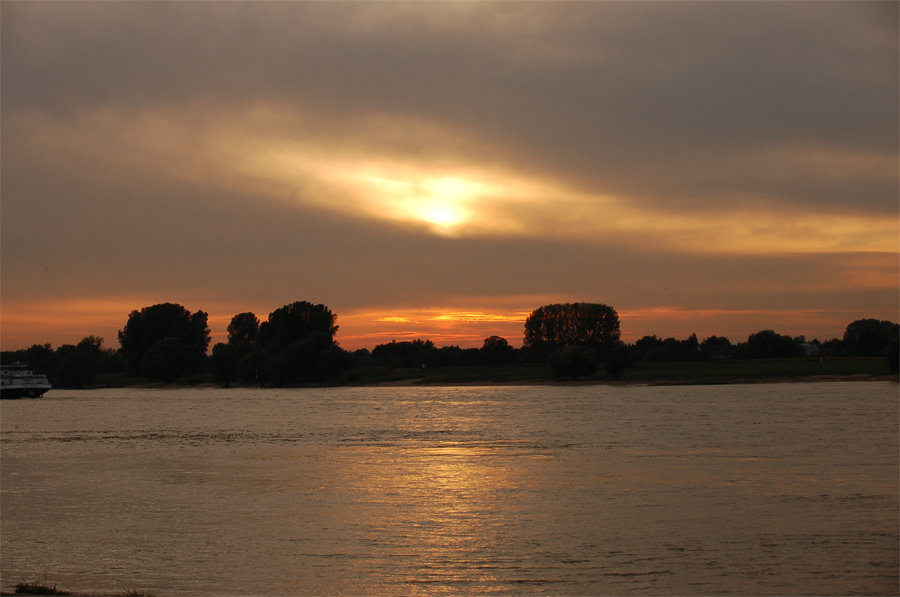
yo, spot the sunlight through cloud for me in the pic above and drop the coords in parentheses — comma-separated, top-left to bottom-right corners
(361, 175, 487, 234)
(222, 118, 898, 253)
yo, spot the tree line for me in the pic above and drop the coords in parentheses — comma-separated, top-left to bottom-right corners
(1, 300, 897, 387)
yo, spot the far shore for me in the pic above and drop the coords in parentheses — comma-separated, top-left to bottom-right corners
(59, 375, 899, 391)
(5, 357, 892, 397)
(6, 374, 895, 399)
(83, 364, 900, 391)
(361, 374, 899, 388)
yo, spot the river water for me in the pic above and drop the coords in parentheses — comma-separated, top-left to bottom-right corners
(1, 383, 897, 595)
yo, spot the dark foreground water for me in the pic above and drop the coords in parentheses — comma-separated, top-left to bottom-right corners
(1, 383, 897, 595)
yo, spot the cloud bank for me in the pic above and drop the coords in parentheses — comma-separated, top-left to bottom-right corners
(2, 1, 897, 349)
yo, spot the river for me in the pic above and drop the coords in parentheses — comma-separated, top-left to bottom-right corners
(1, 383, 897, 595)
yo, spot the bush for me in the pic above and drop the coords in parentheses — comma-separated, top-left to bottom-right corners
(888, 337, 899, 374)
(548, 345, 598, 380)
(14, 580, 70, 595)
(606, 344, 633, 379)
(54, 349, 99, 388)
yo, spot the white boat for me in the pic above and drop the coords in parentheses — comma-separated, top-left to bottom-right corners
(1, 363, 52, 398)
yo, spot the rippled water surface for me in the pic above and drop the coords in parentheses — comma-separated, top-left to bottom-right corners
(2, 383, 897, 595)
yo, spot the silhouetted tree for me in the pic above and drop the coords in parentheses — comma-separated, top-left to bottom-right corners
(0, 343, 55, 375)
(262, 353, 290, 387)
(478, 336, 516, 365)
(227, 312, 260, 346)
(842, 319, 899, 357)
(606, 343, 633, 379)
(733, 330, 803, 359)
(219, 301, 352, 386)
(633, 335, 661, 360)
(683, 333, 700, 357)
(284, 331, 335, 381)
(219, 312, 261, 383)
(76, 335, 104, 360)
(20, 336, 107, 389)
(212, 342, 240, 387)
(52, 345, 98, 388)
(141, 337, 194, 383)
(312, 343, 355, 381)
(523, 303, 620, 361)
(371, 339, 437, 368)
(118, 303, 210, 376)
(888, 336, 899, 374)
(433, 345, 479, 367)
(700, 335, 734, 359)
(237, 349, 267, 386)
(632, 333, 703, 362)
(819, 337, 845, 357)
(258, 302, 338, 352)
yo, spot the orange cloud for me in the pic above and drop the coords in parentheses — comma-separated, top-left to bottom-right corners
(0, 297, 144, 350)
(0, 297, 268, 352)
(617, 307, 870, 343)
(18, 106, 894, 255)
(336, 307, 531, 350)
(2, 295, 894, 354)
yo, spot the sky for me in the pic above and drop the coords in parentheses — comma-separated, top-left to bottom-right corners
(1, 1, 898, 352)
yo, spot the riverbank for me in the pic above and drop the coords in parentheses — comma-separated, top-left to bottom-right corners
(0, 587, 155, 597)
(306, 356, 897, 387)
(1, 582, 153, 597)
(81, 357, 897, 390)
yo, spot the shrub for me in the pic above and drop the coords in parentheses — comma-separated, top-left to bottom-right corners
(548, 345, 598, 380)
(14, 580, 70, 595)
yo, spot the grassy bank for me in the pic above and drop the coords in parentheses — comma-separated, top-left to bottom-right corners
(347, 357, 894, 386)
(618, 357, 894, 385)
(85, 357, 895, 389)
(348, 363, 552, 385)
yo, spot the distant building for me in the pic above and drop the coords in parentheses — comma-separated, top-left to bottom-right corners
(799, 342, 820, 357)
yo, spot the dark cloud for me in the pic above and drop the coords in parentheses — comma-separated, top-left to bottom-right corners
(2, 2, 897, 350)
(3, 2, 896, 213)
(3, 129, 893, 319)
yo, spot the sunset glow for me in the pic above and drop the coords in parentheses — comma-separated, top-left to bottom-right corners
(1, 2, 897, 354)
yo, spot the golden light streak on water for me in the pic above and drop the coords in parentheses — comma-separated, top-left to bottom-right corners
(1, 384, 896, 595)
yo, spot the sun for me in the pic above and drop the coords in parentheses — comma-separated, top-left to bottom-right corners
(418, 201, 465, 229)
(411, 177, 483, 231)
(361, 173, 485, 234)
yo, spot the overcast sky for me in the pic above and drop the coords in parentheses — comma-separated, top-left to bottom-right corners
(2, 1, 897, 351)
